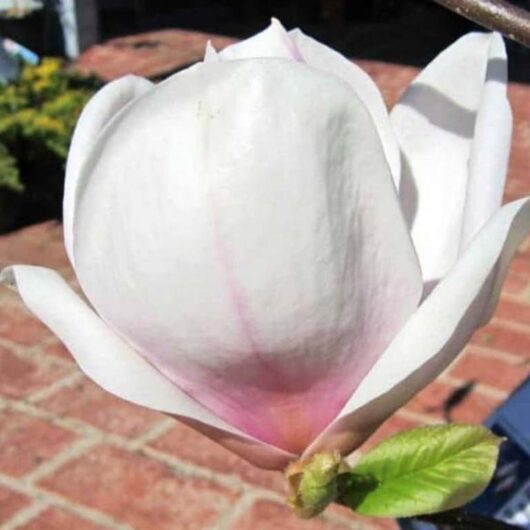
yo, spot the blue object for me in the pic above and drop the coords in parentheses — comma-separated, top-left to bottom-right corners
(3, 38, 39, 65)
(399, 376, 530, 529)
(0, 41, 18, 83)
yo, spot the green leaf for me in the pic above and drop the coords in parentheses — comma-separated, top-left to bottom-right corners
(0, 142, 22, 192)
(339, 424, 501, 518)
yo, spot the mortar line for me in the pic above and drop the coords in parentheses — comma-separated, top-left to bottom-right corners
(24, 437, 99, 484)
(500, 291, 530, 305)
(0, 336, 74, 369)
(2, 394, 423, 530)
(0, 395, 269, 495)
(439, 374, 509, 400)
(1, 499, 48, 530)
(3, 397, 122, 441)
(0, 473, 132, 530)
(128, 416, 175, 449)
(397, 408, 446, 426)
(139, 443, 264, 493)
(518, 283, 530, 301)
(490, 316, 530, 333)
(212, 490, 261, 530)
(463, 344, 529, 364)
(26, 371, 84, 404)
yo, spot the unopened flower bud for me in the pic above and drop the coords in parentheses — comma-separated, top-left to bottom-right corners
(285, 452, 345, 518)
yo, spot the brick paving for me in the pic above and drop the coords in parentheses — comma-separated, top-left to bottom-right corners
(75, 29, 237, 81)
(0, 29, 528, 530)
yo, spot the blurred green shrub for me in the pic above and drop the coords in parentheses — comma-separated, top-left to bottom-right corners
(0, 58, 99, 232)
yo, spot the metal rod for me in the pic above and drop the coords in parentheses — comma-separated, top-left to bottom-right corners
(431, 0, 530, 47)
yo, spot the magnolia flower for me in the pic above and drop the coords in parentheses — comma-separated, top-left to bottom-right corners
(2, 20, 528, 471)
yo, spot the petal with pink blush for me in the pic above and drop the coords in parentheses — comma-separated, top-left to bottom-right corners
(73, 59, 422, 454)
(0, 265, 294, 470)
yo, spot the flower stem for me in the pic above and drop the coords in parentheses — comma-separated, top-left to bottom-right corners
(431, 0, 530, 47)
(417, 508, 522, 529)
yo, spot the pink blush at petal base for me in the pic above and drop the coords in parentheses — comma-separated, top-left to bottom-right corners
(168, 357, 366, 455)
(173, 415, 296, 470)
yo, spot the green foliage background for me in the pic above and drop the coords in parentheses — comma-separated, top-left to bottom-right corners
(0, 58, 99, 231)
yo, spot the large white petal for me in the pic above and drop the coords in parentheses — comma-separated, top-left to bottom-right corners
(73, 59, 422, 454)
(391, 33, 509, 284)
(306, 197, 530, 457)
(204, 22, 400, 185)
(0, 265, 293, 469)
(289, 28, 400, 186)
(63, 75, 153, 266)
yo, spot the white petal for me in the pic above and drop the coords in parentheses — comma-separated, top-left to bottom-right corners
(63, 75, 153, 266)
(289, 28, 400, 186)
(217, 18, 301, 61)
(391, 33, 509, 284)
(306, 197, 530, 457)
(203, 40, 219, 62)
(0, 265, 293, 469)
(460, 34, 512, 249)
(73, 59, 422, 453)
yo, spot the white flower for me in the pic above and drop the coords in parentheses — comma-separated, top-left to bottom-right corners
(1, 19, 526, 470)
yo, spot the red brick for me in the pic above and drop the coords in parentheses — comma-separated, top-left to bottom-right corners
(0, 305, 51, 347)
(510, 151, 530, 175)
(358, 59, 417, 108)
(150, 420, 285, 493)
(39, 445, 239, 530)
(502, 268, 529, 295)
(406, 381, 502, 423)
(472, 322, 530, 359)
(75, 29, 237, 81)
(0, 221, 68, 270)
(0, 410, 76, 476)
(0, 485, 29, 523)
(18, 507, 106, 530)
(230, 500, 352, 530)
(495, 299, 530, 325)
(17, 220, 62, 243)
(0, 283, 21, 305)
(41, 340, 73, 361)
(504, 191, 526, 204)
(450, 349, 529, 392)
(516, 234, 530, 255)
(40, 378, 163, 438)
(505, 179, 530, 199)
(370, 518, 400, 530)
(363, 518, 399, 530)
(0, 346, 72, 399)
(504, 255, 530, 280)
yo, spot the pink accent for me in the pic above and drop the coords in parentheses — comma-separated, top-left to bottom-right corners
(139, 208, 406, 454)
(204, 217, 373, 453)
(213, 225, 262, 357)
(176, 415, 296, 470)
(282, 30, 304, 62)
